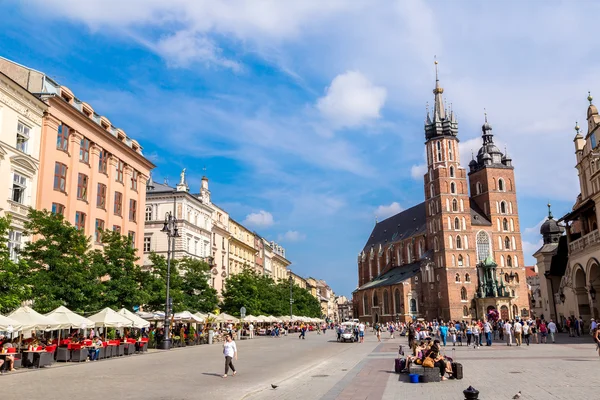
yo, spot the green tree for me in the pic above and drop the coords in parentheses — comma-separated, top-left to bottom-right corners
(91, 230, 150, 310)
(179, 257, 218, 313)
(142, 252, 183, 312)
(290, 284, 322, 317)
(21, 209, 99, 313)
(220, 268, 262, 316)
(0, 216, 33, 313)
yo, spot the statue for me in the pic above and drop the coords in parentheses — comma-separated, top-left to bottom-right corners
(180, 168, 186, 185)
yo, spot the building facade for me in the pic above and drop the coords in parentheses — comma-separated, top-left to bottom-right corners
(336, 296, 353, 322)
(209, 200, 230, 296)
(0, 70, 47, 259)
(525, 266, 543, 318)
(271, 241, 290, 282)
(0, 58, 154, 255)
(229, 219, 256, 275)
(354, 65, 529, 324)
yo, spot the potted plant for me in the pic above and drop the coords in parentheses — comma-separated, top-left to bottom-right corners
(188, 326, 196, 346)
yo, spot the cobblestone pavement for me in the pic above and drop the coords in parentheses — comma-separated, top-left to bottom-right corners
(1, 331, 598, 400)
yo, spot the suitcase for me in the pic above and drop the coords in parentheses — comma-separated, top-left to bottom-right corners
(394, 357, 406, 373)
(451, 362, 463, 380)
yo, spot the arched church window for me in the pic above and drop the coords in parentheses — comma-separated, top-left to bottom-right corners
(454, 217, 460, 230)
(476, 182, 482, 194)
(500, 255, 505, 267)
(463, 306, 469, 317)
(394, 289, 401, 314)
(363, 294, 368, 315)
(434, 237, 439, 252)
(455, 273, 460, 282)
(458, 254, 464, 266)
(456, 235, 462, 249)
(450, 182, 456, 194)
(373, 292, 379, 307)
(498, 178, 505, 191)
(383, 291, 389, 314)
(476, 231, 490, 262)
(465, 273, 471, 282)
(461, 287, 467, 301)
(437, 141, 442, 162)
(410, 299, 417, 312)
(418, 240, 424, 258)
(514, 273, 519, 283)
(448, 142, 454, 160)
(503, 218, 509, 231)
(504, 237, 510, 249)
(430, 184, 434, 199)
(500, 201, 507, 214)
(507, 255, 512, 267)
(449, 236, 453, 249)
(449, 166, 455, 177)
(452, 199, 458, 212)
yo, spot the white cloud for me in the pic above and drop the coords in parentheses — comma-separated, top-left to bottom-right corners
(375, 202, 403, 220)
(316, 71, 387, 128)
(522, 239, 543, 265)
(243, 210, 274, 228)
(278, 230, 306, 242)
(410, 164, 427, 181)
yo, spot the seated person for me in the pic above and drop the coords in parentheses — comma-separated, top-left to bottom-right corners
(2, 341, 16, 371)
(88, 336, 103, 361)
(426, 340, 453, 381)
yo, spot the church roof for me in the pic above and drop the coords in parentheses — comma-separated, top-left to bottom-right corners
(356, 256, 424, 291)
(362, 202, 426, 253)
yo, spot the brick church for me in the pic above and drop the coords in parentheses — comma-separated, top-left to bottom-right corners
(353, 64, 530, 324)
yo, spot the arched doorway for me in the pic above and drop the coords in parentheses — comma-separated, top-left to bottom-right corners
(574, 267, 590, 319)
(500, 305, 509, 320)
(589, 263, 600, 319)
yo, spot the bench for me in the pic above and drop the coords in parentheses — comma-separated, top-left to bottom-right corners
(408, 364, 441, 382)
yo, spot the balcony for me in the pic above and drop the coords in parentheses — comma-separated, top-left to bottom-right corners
(569, 230, 600, 254)
(8, 200, 29, 217)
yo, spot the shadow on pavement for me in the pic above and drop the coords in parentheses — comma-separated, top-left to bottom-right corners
(201, 373, 223, 378)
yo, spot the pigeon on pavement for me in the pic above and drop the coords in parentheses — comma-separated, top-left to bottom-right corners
(271, 384, 278, 389)
(512, 391, 521, 399)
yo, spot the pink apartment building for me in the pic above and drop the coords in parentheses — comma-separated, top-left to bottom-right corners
(0, 58, 155, 254)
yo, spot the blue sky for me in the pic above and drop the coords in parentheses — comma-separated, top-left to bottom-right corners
(2, 0, 596, 298)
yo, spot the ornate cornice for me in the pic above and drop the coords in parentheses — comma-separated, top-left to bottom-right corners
(0, 91, 43, 125)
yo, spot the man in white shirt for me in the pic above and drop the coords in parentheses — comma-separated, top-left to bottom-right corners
(513, 321, 523, 346)
(547, 320, 557, 343)
(522, 322, 530, 346)
(248, 323, 254, 339)
(504, 320, 513, 346)
(483, 321, 492, 346)
(358, 323, 365, 343)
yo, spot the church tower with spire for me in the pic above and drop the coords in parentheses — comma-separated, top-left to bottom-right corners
(423, 61, 478, 321)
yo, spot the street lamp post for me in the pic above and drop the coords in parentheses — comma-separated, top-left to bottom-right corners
(160, 210, 180, 350)
(289, 272, 294, 320)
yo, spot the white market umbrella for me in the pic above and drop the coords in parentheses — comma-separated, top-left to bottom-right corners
(193, 312, 208, 321)
(244, 315, 259, 322)
(46, 306, 94, 329)
(88, 308, 133, 328)
(174, 311, 204, 323)
(215, 313, 239, 323)
(279, 316, 291, 322)
(266, 315, 279, 323)
(255, 315, 269, 323)
(0, 314, 22, 332)
(8, 306, 61, 331)
(118, 308, 150, 329)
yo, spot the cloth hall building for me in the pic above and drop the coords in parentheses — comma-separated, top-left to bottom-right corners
(353, 67, 530, 324)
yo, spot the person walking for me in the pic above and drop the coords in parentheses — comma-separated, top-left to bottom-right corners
(522, 321, 530, 346)
(375, 324, 381, 342)
(472, 323, 480, 349)
(358, 322, 365, 343)
(548, 320, 557, 343)
(513, 320, 522, 346)
(539, 320, 548, 343)
(249, 323, 254, 339)
(449, 323, 457, 347)
(439, 323, 448, 347)
(504, 320, 513, 346)
(594, 326, 600, 357)
(530, 320, 538, 344)
(466, 324, 472, 347)
(484, 320, 492, 346)
(222, 335, 238, 378)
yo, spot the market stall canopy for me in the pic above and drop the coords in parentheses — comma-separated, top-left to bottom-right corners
(278, 316, 290, 322)
(244, 315, 259, 322)
(88, 308, 133, 328)
(266, 315, 279, 323)
(255, 315, 269, 322)
(215, 313, 239, 323)
(193, 312, 208, 321)
(8, 306, 61, 331)
(174, 311, 204, 323)
(118, 308, 150, 329)
(0, 314, 22, 332)
(45, 306, 94, 329)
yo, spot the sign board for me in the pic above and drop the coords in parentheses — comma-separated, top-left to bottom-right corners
(240, 306, 246, 318)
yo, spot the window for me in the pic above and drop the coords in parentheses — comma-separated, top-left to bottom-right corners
(131, 170, 139, 191)
(53, 162, 67, 192)
(363, 294, 368, 315)
(8, 230, 22, 261)
(77, 173, 88, 201)
(75, 212, 86, 230)
(504, 236, 510, 249)
(456, 235, 462, 249)
(383, 291, 389, 315)
(507, 255, 512, 267)
(11, 173, 26, 204)
(454, 217, 460, 230)
(498, 178, 505, 191)
(476, 231, 490, 262)
(430, 184, 434, 198)
(143, 236, 151, 252)
(449, 166, 454, 177)
(95, 219, 104, 242)
(458, 254, 464, 266)
(16, 122, 30, 153)
(465, 273, 471, 282)
(128, 231, 136, 248)
(452, 199, 458, 212)
(129, 199, 137, 222)
(51, 202, 65, 215)
(503, 218, 508, 231)
(434, 237, 439, 251)
(97, 183, 107, 209)
(450, 182, 456, 194)
(461, 287, 467, 301)
(145, 206, 152, 221)
(500, 201, 507, 214)
(113, 225, 121, 234)
(436, 141, 442, 162)
(57, 124, 69, 151)
(116, 159, 124, 183)
(394, 289, 401, 314)
(463, 306, 469, 317)
(410, 298, 417, 312)
(114, 192, 123, 216)
(79, 138, 90, 163)
(476, 182, 482, 195)
(98, 150, 109, 174)
(455, 273, 460, 282)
